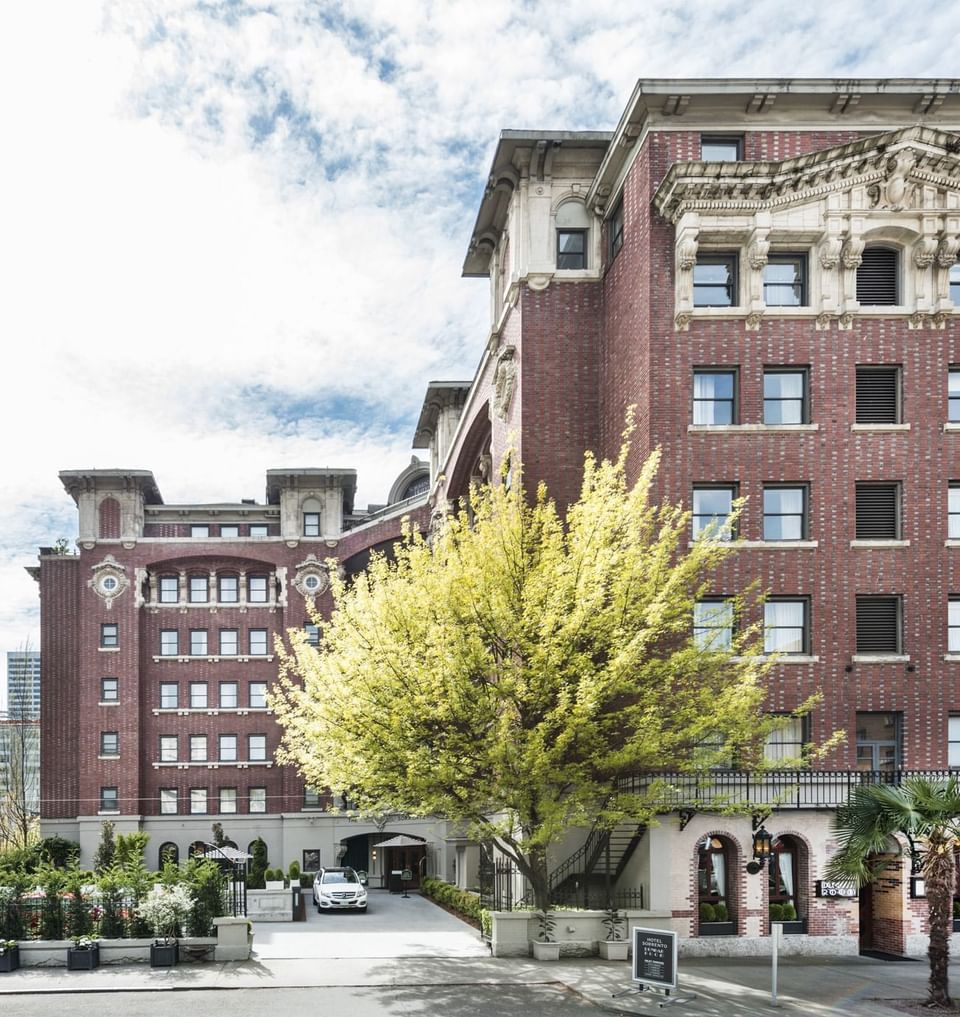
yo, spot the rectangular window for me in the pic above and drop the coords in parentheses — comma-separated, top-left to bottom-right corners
(692, 485, 736, 540)
(160, 630, 179, 656)
(100, 623, 118, 648)
(219, 525, 239, 538)
(248, 734, 267, 761)
(303, 788, 323, 809)
(248, 576, 268, 603)
(949, 715, 960, 767)
(219, 734, 238, 762)
(100, 731, 119, 756)
(219, 682, 238, 709)
(190, 734, 208, 761)
(701, 134, 743, 160)
(159, 575, 179, 603)
(856, 595, 902, 654)
(190, 789, 208, 814)
(219, 788, 238, 814)
(219, 629, 239, 656)
(305, 624, 320, 646)
(763, 486, 807, 541)
(160, 735, 178, 762)
(693, 599, 733, 651)
(218, 575, 238, 603)
(692, 369, 736, 425)
(856, 711, 901, 772)
(949, 599, 960, 654)
(249, 787, 266, 813)
(950, 369, 960, 423)
(189, 683, 208, 709)
(951, 265, 960, 304)
(160, 683, 178, 709)
(249, 524, 268, 538)
(763, 369, 807, 425)
(607, 200, 624, 261)
(951, 485, 960, 539)
(160, 789, 178, 815)
(764, 599, 808, 655)
(764, 716, 806, 763)
(249, 629, 268, 656)
(303, 512, 320, 537)
(100, 787, 119, 812)
(190, 629, 209, 656)
(249, 682, 267, 709)
(856, 366, 900, 424)
(855, 483, 900, 540)
(190, 525, 209, 539)
(101, 677, 119, 703)
(693, 253, 738, 307)
(763, 254, 807, 306)
(189, 575, 209, 603)
(557, 229, 586, 270)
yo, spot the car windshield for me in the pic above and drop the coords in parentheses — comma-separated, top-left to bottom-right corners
(322, 871, 358, 884)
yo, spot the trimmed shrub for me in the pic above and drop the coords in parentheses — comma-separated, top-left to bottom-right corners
(769, 903, 784, 922)
(421, 878, 482, 923)
(698, 902, 716, 923)
(781, 903, 797, 921)
(288, 861, 301, 881)
(713, 902, 728, 921)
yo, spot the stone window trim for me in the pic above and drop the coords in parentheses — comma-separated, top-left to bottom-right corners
(152, 707, 270, 717)
(151, 654, 274, 664)
(688, 424, 820, 434)
(153, 759, 274, 769)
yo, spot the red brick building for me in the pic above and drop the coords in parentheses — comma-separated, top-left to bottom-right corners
(437, 79, 960, 955)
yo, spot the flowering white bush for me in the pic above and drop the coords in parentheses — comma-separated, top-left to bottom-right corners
(136, 885, 195, 942)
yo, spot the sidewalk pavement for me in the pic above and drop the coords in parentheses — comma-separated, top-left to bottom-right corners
(0, 949, 950, 1015)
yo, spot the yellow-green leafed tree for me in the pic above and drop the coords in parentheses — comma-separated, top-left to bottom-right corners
(272, 443, 786, 911)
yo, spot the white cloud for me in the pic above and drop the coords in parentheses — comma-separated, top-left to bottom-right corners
(2, 0, 960, 698)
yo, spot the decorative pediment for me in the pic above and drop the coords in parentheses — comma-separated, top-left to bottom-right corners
(293, 553, 340, 602)
(654, 125, 960, 223)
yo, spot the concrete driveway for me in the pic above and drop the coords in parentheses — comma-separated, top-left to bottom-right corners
(251, 889, 490, 959)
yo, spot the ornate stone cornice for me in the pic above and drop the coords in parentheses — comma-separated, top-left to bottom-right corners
(653, 125, 960, 223)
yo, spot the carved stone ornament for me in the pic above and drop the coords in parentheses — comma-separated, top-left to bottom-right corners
(492, 345, 518, 422)
(908, 311, 927, 330)
(675, 312, 692, 332)
(930, 312, 949, 330)
(748, 239, 770, 270)
(88, 555, 129, 608)
(293, 554, 332, 601)
(815, 312, 834, 331)
(938, 234, 960, 268)
(838, 312, 854, 331)
(913, 236, 938, 269)
(818, 236, 843, 270)
(841, 237, 864, 270)
(526, 274, 552, 291)
(883, 149, 917, 209)
(677, 236, 699, 270)
(745, 311, 764, 331)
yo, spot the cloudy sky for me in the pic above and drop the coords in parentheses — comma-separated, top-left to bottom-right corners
(1, 0, 959, 700)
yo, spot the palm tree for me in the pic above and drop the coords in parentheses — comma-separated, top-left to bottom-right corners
(826, 776, 960, 1010)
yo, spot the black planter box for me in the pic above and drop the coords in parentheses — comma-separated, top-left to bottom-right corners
(699, 921, 736, 936)
(150, 941, 179, 967)
(0, 947, 20, 972)
(67, 945, 100, 970)
(953, 918, 960, 933)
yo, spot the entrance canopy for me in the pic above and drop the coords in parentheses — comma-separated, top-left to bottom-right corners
(374, 834, 426, 848)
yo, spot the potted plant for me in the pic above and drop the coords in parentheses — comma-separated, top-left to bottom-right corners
(599, 907, 629, 960)
(67, 936, 100, 970)
(0, 940, 20, 973)
(136, 884, 194, 967)
(770, 901, 806, 935)
(699, 900, 735, 936)
(532, 911, 560, 960)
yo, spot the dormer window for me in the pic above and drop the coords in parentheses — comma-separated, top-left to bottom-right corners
(555, 200, 590, 271)
(857, 246, 900, 306)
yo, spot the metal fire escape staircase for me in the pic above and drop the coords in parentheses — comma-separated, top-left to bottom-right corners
(548, 818, 646, 907)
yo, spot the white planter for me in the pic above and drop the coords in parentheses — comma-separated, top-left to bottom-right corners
(598, 940, 629, 960)
(532, 941, 561, 961)
(264, 880, 286, 890)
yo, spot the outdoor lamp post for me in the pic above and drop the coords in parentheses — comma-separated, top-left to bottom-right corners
(746, 825, 773, 874)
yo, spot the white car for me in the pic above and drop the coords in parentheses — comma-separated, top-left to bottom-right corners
(313, 866, 368, 912)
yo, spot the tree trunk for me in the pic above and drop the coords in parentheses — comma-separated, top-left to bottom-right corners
(924, 830, 954, 1009)
(528, 846, 551, 913)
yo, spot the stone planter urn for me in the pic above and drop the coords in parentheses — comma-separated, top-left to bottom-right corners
(532, 941, 561, 961)
(598, 939, 629, 960)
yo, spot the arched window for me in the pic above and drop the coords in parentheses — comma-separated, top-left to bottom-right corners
(769, 836, 801, 922)
(698, 835, 734, 932)
(856, 245, 900, 305)
(402, 474, 430, 500)
(556, 201, 590, 270)
(302, 497, 322, 537)
(159, 842, 179, 867)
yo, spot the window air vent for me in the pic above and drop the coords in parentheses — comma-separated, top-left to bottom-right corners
(855, 597, 900, 653)
(855, 367, 899, 424)
(856, 247, 899, 305)
(855, 484, 899, 540)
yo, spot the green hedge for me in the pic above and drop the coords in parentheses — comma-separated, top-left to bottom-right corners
(421, 877, 483, 923)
